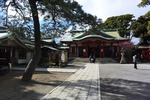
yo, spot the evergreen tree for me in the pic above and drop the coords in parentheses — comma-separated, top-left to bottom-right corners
(131, 11, 150, 42)
(138, 0, 150, 7)
(101, 14, 134, 38)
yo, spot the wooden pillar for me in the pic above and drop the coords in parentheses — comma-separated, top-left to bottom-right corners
(99, 43, 101, 57)
(103, 42, 105, 57)
(86, 44, 88, 57)
(111, 43, 113, 56)
(75, 44, 77, 57)
(68, 44, 71, 52)
(118, 47, 120, 55)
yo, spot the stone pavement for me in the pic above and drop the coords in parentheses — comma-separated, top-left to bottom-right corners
(41, 63, 101, 100)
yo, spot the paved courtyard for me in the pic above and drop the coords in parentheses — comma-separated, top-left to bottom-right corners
(40, 59, 150, 100)
(99, 63, 150, 100)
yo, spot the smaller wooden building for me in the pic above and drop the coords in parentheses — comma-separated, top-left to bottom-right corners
(0, 26, 32, 65)
(40, 38, 69, 67)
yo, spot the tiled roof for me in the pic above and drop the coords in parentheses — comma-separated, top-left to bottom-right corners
(102, 29, 122, 39)
(61, 29, 128, 42)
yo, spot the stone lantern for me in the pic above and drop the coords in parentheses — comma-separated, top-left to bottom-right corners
(120, 47, 126, 64)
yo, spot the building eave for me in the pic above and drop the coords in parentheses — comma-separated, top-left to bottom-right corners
(73, 35, 114, 41)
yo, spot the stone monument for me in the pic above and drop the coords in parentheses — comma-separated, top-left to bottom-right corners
(120, 48, 126, 64)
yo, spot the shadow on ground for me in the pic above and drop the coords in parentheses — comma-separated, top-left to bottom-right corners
(101, 78, 150, 100)
(41, 79, 100, 100)
(0, 71, 73, 100)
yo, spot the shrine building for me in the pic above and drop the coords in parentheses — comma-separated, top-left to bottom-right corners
(61, 29, 129, 58)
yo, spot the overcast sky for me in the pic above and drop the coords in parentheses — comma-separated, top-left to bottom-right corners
(75, 0, 150, 22)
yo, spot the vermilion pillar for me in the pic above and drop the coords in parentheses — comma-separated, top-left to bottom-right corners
(99, 43, 101, 57)
(103, 42, 105, 57)
(111, 43, 113, 56)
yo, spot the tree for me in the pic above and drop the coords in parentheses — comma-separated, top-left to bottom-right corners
(0, 0, 100, 81)
(138, 0, 150, 7)
(147, 21, 150, 35)
(136, 0, 150, 45)
(131, 11, 150, 42)
(101, 14, 135, 38)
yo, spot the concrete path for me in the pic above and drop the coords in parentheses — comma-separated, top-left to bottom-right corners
(41, 63, 101, 100)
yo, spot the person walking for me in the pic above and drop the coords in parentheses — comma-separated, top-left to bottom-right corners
(133, 55, 137, 69)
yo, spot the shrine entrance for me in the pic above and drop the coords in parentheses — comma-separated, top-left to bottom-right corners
(78, 47, 83, 57)
(104, 46, 111, 57)
(88, 47, 100, 57)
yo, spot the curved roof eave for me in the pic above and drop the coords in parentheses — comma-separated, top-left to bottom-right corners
(73, 35, 114, 41)
(114, 38, 130, 41)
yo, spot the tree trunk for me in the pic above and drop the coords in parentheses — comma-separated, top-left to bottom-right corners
(21, 0, 41, 82)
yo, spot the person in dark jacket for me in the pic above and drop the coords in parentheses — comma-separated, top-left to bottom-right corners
(133, 55, 137, 69)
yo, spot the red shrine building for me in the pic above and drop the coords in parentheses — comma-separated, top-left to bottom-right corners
(61, 29, 129, 58)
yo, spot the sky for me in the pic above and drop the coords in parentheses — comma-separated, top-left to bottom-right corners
(75, 0, 150, 22)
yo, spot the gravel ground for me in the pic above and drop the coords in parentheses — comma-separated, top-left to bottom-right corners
(99, 63, 150, 100)
(0, 71, 73, 100)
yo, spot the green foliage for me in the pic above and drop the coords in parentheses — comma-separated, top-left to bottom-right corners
(131, 11, 150, 42)
(101, 14, 134, 37)
(147, 21, 150, 35)
(138, 0, 150, 7)
(8, 25, 34, 39)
